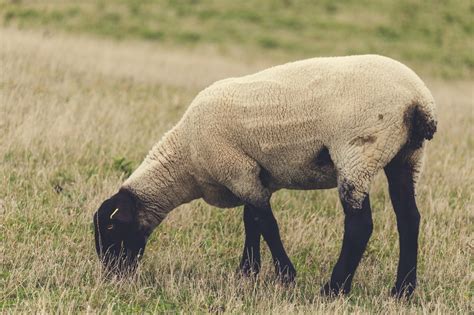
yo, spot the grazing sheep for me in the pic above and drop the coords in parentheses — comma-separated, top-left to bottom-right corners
(93, 54, 436, 298)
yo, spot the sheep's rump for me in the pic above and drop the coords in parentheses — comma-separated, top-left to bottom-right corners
(182, 55, 436, 204)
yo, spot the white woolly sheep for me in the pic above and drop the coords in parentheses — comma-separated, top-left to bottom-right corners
(93, 54, 437, 298)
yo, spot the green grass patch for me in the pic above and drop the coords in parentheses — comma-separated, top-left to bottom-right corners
(1, 0, 472, 78)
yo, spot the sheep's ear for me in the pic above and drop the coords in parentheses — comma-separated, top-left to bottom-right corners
(110, 207, 133, 223)
(108, 189, 136, 223)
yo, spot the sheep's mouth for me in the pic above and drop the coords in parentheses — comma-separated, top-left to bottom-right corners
(100, 248, 142, 277)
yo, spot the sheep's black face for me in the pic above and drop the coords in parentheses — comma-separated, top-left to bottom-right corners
(93, 189, 147, 276)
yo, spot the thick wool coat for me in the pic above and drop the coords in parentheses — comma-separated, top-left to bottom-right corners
(123, 55, 436, 229)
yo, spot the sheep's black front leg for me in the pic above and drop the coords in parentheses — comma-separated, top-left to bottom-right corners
(247, 203, 296, 283)
(322, 195, 373, 296)
(385, 161, 420, 298)
(238, 205, 261, 276)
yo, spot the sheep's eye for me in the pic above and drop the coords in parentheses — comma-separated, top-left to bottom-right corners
(106, 224, 114, 230)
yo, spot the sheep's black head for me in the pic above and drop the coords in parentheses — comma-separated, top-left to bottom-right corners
(93, 189, 147, 276)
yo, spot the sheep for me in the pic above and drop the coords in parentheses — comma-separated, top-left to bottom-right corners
(93, 54, 437, 298)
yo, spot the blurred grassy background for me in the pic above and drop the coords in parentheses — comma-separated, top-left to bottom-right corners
(1, 0, 473, 78)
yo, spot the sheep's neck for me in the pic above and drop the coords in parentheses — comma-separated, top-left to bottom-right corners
(123, 131, 199, 230)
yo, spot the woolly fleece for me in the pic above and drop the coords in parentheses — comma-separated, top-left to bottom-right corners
(122, 54, 436, 229)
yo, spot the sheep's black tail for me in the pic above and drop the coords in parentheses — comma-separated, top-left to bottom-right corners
(405, 101, 437, 150)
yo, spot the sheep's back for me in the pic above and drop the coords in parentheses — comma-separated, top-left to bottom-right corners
(182, 54, 433, 191)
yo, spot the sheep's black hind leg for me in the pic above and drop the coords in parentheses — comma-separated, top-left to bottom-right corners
(246, 202, 296, 283)
(322, 193, 373, 296)
(385, 160, 420, 298)
(238, 205, 261, 277)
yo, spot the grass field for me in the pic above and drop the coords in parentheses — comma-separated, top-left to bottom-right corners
(1, 0, 473, 78)
(1, 1, 473, 313)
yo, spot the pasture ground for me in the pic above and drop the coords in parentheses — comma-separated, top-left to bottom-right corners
(1, 24, 472, 314)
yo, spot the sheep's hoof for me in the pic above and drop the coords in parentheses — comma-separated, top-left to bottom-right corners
(390, 284, 415, 299)
(236, 262, 260, 279)
(320, 282, 347, 297)
(275, 265, 296, 285)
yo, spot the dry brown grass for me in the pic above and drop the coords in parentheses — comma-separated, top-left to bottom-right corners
(1, 28, 472, 313)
